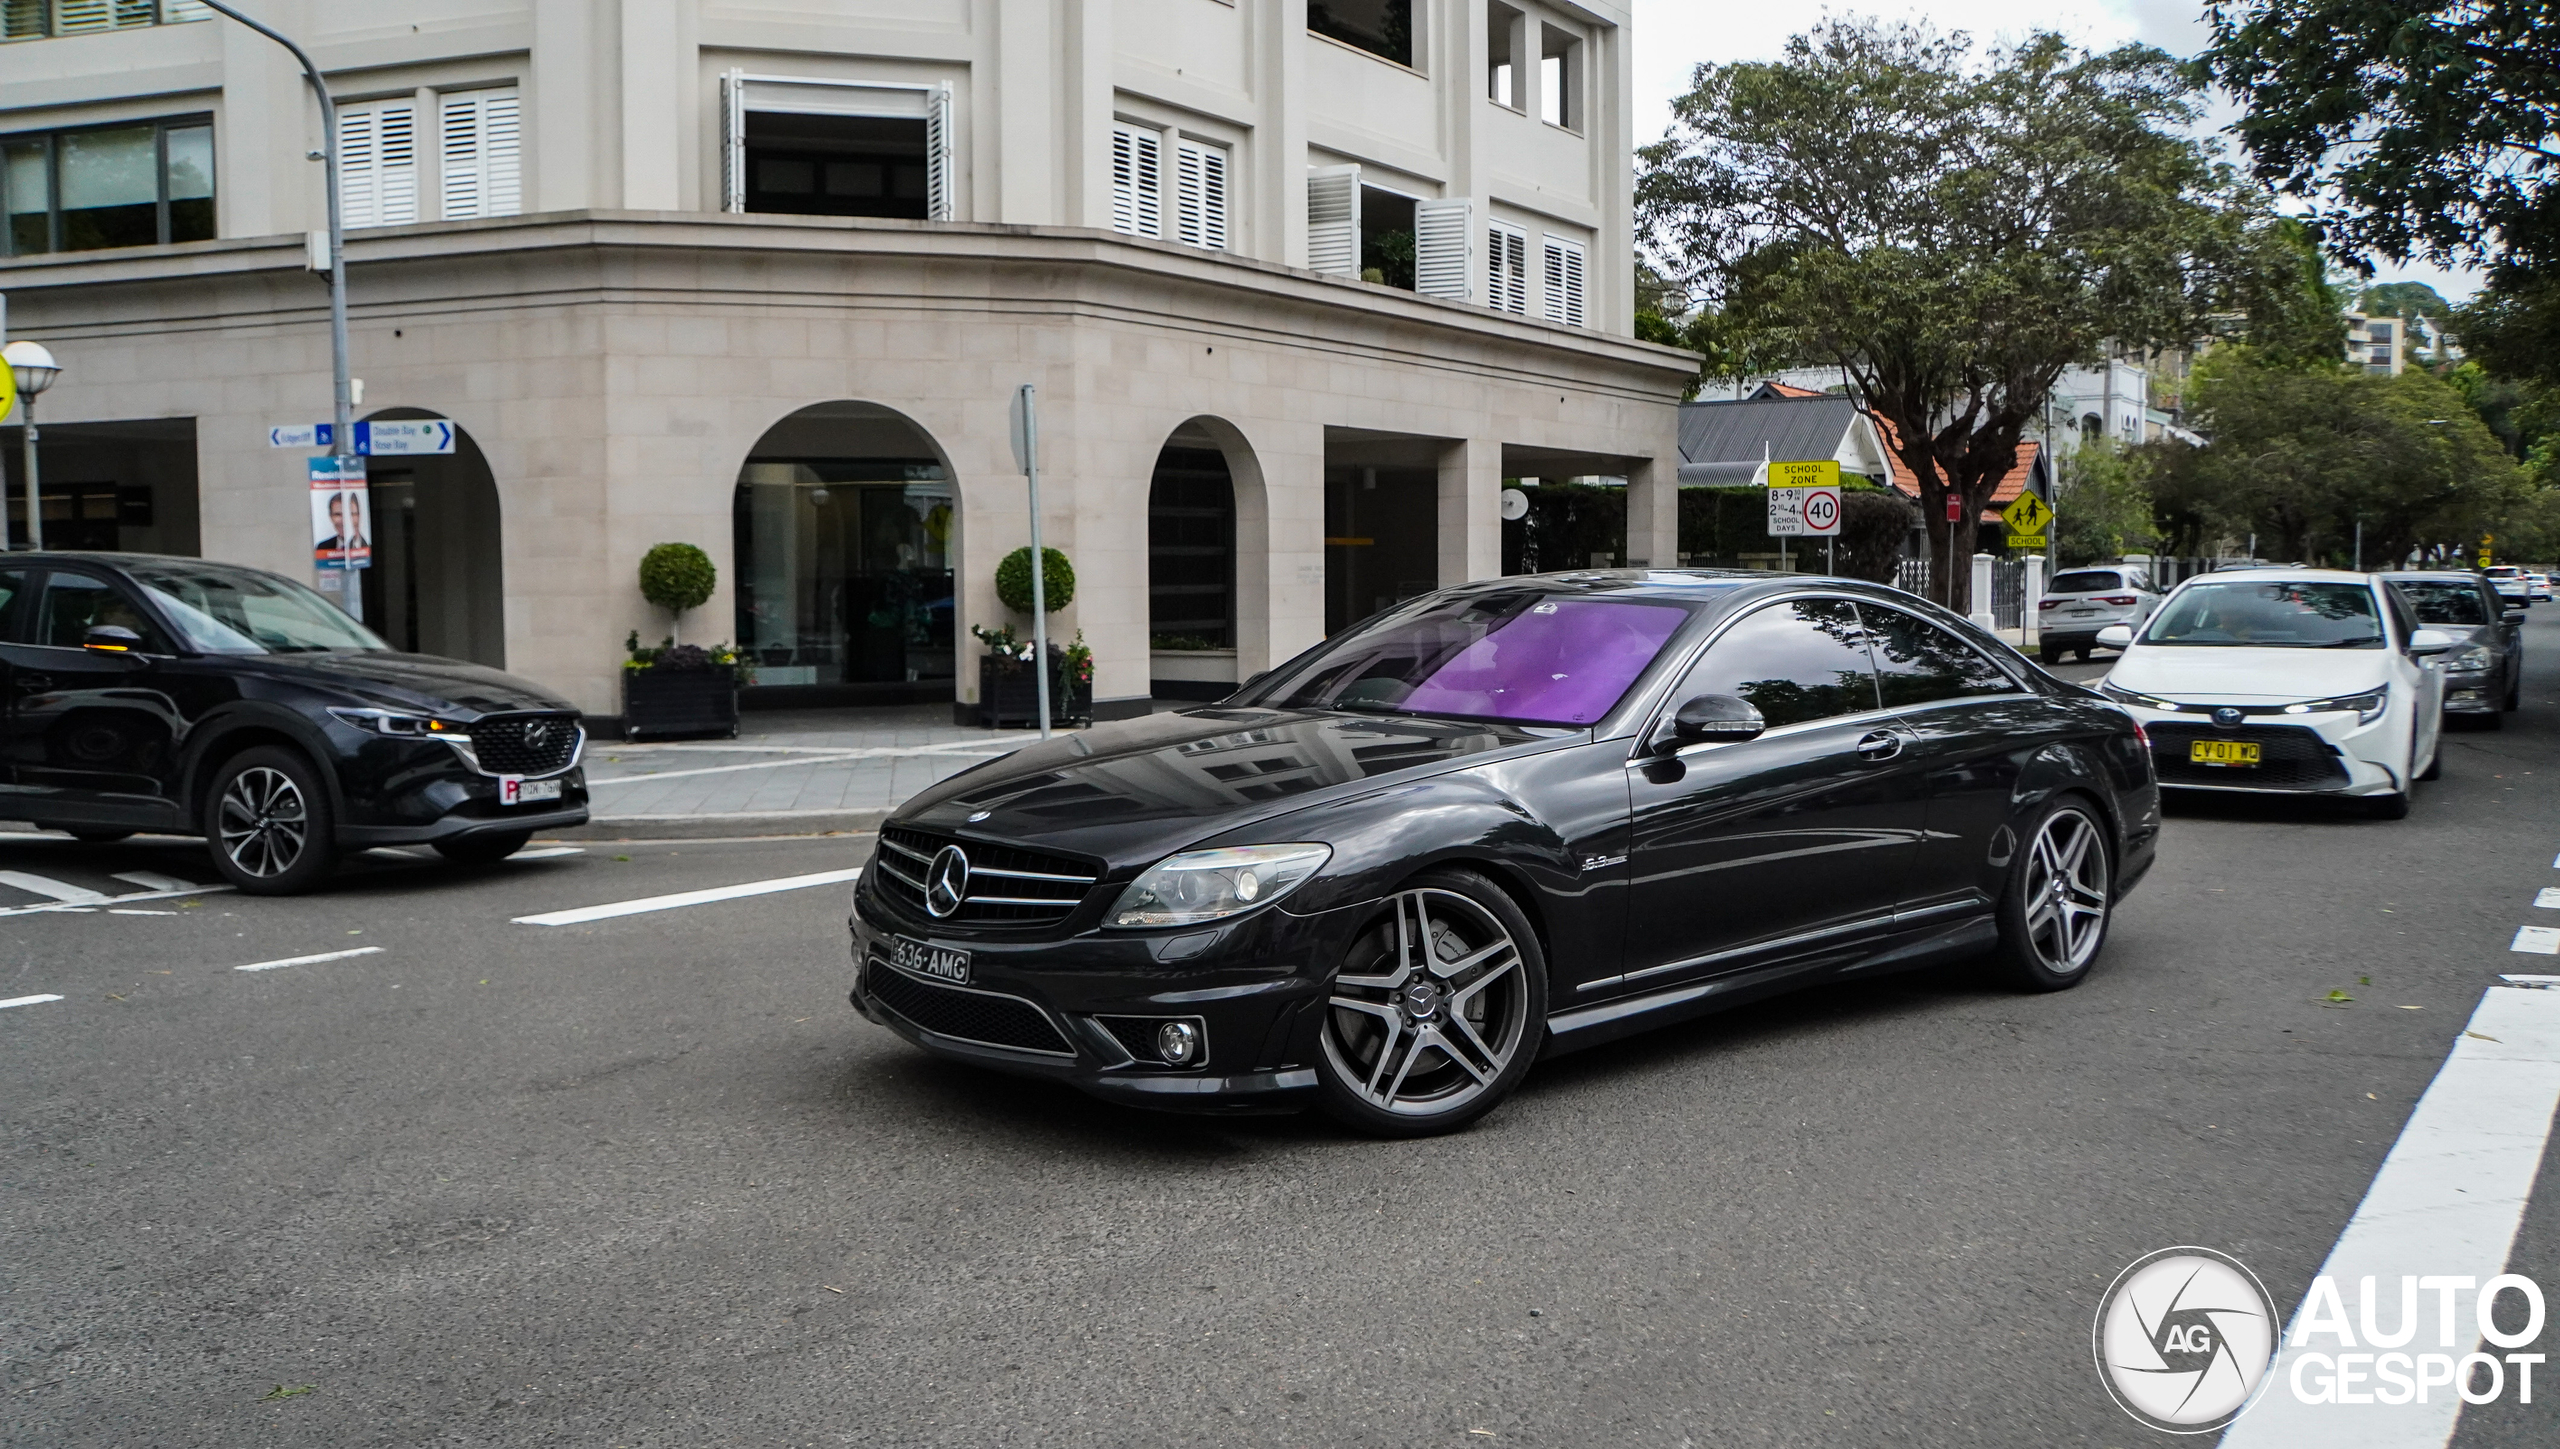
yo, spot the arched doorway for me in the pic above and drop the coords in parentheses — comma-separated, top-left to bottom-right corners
(1147, 419, 1244, 700)
(732, 402, 957, 704)
(356, 408, 506, 667)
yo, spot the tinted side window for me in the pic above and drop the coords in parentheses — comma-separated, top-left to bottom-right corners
(34, 573, 173, 653)
(1861, 605, 2016, 708)
(0, 570, 28, 642)
(1672, 599, 1880, 729)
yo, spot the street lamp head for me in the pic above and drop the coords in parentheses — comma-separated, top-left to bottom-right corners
(3, 341, 61, 398)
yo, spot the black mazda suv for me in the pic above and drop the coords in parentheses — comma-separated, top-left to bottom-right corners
(0, 553, 587, 893)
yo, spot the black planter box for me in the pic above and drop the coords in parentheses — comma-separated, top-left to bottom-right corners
(622, 666, 740, 740)
(980, 650, 1092, 729)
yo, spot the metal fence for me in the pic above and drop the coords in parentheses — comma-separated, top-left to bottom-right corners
(1990, 558, 2027, 630)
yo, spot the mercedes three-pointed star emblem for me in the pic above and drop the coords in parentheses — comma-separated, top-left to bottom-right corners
(924, 844, 970, 918)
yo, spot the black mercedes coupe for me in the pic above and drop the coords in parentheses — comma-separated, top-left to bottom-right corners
(849, 571, 2158, 1135)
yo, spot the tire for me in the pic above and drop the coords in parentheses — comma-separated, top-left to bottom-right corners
(2039, 645, 2063, 665)
(1991, 799, 2113, 991)
(202, 746, 340, 895)
(2507, 671, 2523, 712)
(433, 829, 533, 866)
(67, 829, 134, 844)
(1311, 869, 1549, 1138)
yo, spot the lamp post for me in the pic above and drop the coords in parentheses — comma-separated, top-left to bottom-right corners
(3, 340, 59, 551)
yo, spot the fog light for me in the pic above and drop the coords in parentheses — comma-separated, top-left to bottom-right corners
(1155, 1020, 1201, 1066)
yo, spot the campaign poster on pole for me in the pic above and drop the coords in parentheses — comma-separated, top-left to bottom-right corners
(309, 456, 372, 570)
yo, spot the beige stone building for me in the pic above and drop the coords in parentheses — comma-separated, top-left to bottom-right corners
(1, 0, 1689, 722)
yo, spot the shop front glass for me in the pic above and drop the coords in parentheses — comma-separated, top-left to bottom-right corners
(732, 461, 955, 687)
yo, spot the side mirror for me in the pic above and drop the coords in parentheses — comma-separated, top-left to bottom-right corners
(2409, 628, 2457, 656)
(2094, 624, 2135, 649)
(83, 624, 144, 654)
(2505, 610, 2529, 625)
(1661, 693, 1765, 750)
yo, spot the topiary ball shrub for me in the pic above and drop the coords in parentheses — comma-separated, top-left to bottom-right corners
(639, 542, 717, 614)
(995, 546, 1075, 614)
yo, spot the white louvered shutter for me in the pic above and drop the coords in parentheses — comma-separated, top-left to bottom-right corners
(1414, 198, 1471, 300)
(1306, 164, 1359, 276)
(719, 70, 745, 212)
(439, 89, 521, 220)
(1487, 223, 1529, 314)
(338, 100, 419, 229)
(1174, 139, 1229, 250)
(1109, 124, 1164, 238)
(1542, 234, 1587, 327)
(924, 83, 954, 221)
(162, 0, 214, 20)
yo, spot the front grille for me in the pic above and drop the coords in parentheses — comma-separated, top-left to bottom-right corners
(864, 955, 1075, 1056)
(2145, 722, 2351, 789)
(871, 826, 1099, 927)
(468, 714, 583, 776)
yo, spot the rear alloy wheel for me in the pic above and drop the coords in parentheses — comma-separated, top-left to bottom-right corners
(434, 829, 533, 866)
(1993, 801, 2112, 991)
(204, 746, 340, 895)
(1313, 871, 1547, 1137)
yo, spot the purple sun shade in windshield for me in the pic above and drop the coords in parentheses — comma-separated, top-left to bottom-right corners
(1399, 599, 1684, 723)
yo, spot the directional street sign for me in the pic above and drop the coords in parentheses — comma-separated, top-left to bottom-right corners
(270, 423, 332, 449)
(267, 420, 454, 455)
(2002, 492, 2053, 550)
(1767, 459, 1841, 538)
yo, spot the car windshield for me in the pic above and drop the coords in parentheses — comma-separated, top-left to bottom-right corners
(2388, 580, 2491, 626)
(1252, 591, 1691, 725)
(2048, 570, 2126, 594)
(122, 562, 387, 654)
(2141, 581, 2384, 648)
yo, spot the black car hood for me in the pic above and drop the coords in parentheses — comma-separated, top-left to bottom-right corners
(896, 707, 1567, 865)
(239, 651, 577, 718)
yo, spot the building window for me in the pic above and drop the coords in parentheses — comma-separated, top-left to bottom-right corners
(2, 0, 208, 42)
(1111, 126, 1229, 251)
(439, 88, 521, 220)
(337, 100, 419, 229)
(1488, 221, 1528, 315)
(1487, 4, 1524, 109)
(1362, 185, 1415, 288)
(1541, 234, 1587, 327)
(1172, 137, 1229, 250)
(719, 73, 952, 222)
(1110, 123, 1162, 238)
(1540, 26, 1582, 130)
(1309, 0, 1412, 69)
(2, 116, 213, 255)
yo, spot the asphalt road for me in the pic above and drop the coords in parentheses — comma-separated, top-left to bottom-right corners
(7, 619, 2560, 1447)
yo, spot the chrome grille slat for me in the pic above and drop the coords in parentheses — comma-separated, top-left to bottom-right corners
(971, 865, 1096, 884)
(874, 825, 1098, 927)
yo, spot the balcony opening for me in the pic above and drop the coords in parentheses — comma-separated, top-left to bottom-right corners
(1488, 4, 1523, 109)
(1540, 26, 1582, 131)
(743, 112, 929, 220)
(1359, 185, 1416, 291)
(1309, 0, 1413, 69)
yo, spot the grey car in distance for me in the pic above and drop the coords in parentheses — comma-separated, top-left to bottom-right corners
(2036, 565, 2161, 664)
(2387, 572, 2524, 725)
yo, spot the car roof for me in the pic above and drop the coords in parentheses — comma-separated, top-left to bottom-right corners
(2388, 572, 2487, 583)
(2169, 567, 2378, 585)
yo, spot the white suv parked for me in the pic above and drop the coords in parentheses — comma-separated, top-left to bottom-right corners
(2036, 565, 2161, 664)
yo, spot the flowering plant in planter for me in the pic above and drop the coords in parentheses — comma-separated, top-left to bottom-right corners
(621, 633, 750, 740)
(972, 625, 1091, 727)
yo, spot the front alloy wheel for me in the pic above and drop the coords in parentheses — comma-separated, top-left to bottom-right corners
(205, 746, 340, 895)
(1994, 802, 2111, 990)
(1314, 872, 1546, 1136)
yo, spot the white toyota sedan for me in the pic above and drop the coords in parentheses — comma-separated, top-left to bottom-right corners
(2093, 570, 2456, 819)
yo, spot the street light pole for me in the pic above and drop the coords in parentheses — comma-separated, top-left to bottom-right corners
(3, 340, 60, 551)
(197, 1, 357, 612)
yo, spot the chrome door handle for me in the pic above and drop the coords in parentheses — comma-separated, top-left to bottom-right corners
(1854, 730, 1903, 761)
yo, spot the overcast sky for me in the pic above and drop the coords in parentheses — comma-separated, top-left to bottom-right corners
(1628, 0, 2481, 303)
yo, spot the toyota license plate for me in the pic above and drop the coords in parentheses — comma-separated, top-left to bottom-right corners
(499, 776, 563, 805)
(2189, 740, 2260, 767)
(890, 935, 970, 984)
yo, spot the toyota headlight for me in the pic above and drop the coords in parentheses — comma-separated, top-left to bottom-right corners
(2097, 680, 2180, 712)
(1109, 844, 1331, 928)
(2282, 689, 2387, 724)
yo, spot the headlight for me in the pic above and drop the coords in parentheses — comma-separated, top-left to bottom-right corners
(2282, 689, 2387, 724)
(2097, 680, 2180, 712)
(1108, 844, 1331, 928)
(2442, 645, 2494, 672)
(328, 706, 467, 738)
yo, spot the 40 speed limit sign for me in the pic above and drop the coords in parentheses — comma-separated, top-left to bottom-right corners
(1766, 458, 1843, 537)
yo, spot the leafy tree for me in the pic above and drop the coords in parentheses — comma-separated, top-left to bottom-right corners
(638, 542, 716, 643)
(2050, 438, 2159, 565)
(2357, 281, 2451, 324)
(1638, 21, 2290, 612)
(995, 546, 1075, 614)
(1834, 488, 1915, 583)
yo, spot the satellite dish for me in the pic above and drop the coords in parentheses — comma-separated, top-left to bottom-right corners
(1500, 488, 1530, 521)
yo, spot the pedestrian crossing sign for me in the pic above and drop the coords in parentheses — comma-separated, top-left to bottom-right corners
(2002, 492, 2051, 549)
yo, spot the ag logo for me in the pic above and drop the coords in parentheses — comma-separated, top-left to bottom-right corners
(2093, 1247, 2278, 1433)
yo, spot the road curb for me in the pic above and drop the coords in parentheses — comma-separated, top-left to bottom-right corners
(555, 809, 892, 840)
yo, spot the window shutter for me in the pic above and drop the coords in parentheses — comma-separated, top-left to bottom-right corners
(440, 88, 521, 220)
(52, 1, 113, 33)
(1306, 164, 1359, 276)
(338, 100, 418, 229)
(924, 83, 953, 221)
(719, 70, 745, 213)
(1542, 234, 1587, 327)
(1110, 123, 1163, 238)
(1487, 222, 1528, 314)
(1414, 198, 1471, 300)
(1174, 138, 1228, 251)
(161, 1, 214, 19)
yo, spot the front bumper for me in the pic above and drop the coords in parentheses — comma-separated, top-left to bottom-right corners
(845, 882, 1347, 1113)
(328, 723, 590, 844)
(2442, 669, 2501, 714)
(2120, 704, 2405, 796)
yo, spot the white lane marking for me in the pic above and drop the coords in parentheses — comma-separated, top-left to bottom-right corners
(513, 846, 583, 860)
(108, 908, 174, 916)
(233, 946, 384, 973)
(111, 870, 204, 892)
(584, 739, 1016, 787)
(2502, 974, 2560, 988)
(0, 870, 110, 904)
(2538, 887, 2560, 909)
(0, 993, 64, 1010)
(513, 867, 861, 926)
(0, 883, 232, 919)
(2220, 985, 2560, 1448)
(2511, 925, 2560, 954)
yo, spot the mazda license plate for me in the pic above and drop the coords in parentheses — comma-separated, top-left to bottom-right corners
(890, 935, 970, 984)
(2189, 740, 2260, 767)
(499, 776, 563, 805)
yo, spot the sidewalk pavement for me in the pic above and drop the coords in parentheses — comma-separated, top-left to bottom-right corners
(559, 706, 1045, 840)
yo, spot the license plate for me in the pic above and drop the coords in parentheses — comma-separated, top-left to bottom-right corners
(889, 935, 970, 984)
(499, 776, 563, 805)
(2189, 740, 2260, 767)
